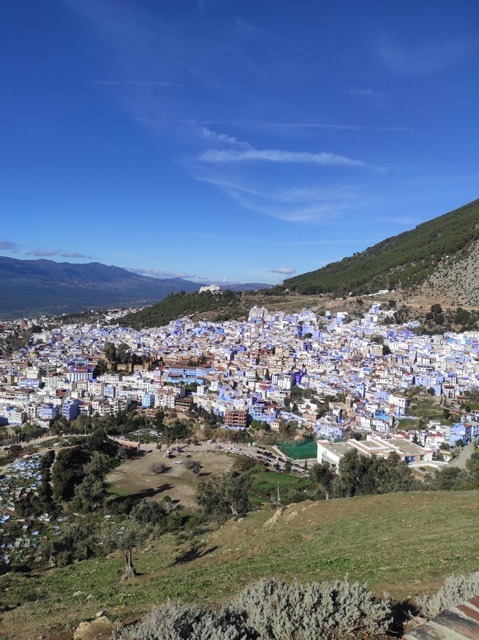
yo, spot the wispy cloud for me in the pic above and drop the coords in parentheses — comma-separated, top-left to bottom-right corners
(235, 18, 274, 40)
(129, 267, 238, 285)
(350, 88, 390, 99)
(61, 251, 92, 258)
(376, 216, 420, 226)
(27, 249, 58, 257)
(0, 240, 18, 252)
(199, 146, 370, 168)
(26, 249, 92, 259)
(272, 267, 296, 275)
(200, 126, 249, 147)
(129, 268, 196, 279)
(195, 175, 361, 222)
(202, 120, 404, 132)
(377, 35, 478, 76)
(93, 80, 184, 88)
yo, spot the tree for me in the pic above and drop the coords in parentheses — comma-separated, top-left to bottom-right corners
(309, 463, 335, 499)
(132, 501, 168, 527)
(332, 450, 418, 498)
(72, 452, 111, 512)
(465, 451, 479, 487)
(104, 341, 117, 363)
(45, 521, 100, 567)
(116, 342, 131, 365)
(37, 450, 57, 513)
(73, 474, 107, 512)
(93, 358, 108, 377)
(197, 471, 252, 522)
(21, 423, 44, 441)
(52, 446, 90, 502)
(433, 466, 467, 490)
(87, 427, 118, 456)
(104, 518, 150, 581)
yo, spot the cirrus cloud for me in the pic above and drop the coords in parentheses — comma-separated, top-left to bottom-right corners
(199, 146, 369, 168)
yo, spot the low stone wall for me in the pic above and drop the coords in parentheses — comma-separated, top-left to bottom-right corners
(403, 595, 479, 639)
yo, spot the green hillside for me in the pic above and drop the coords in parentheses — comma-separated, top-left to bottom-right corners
(284, 198, 479, 295)
(119, 289, 245, 328)
(1, 491, 478, 638)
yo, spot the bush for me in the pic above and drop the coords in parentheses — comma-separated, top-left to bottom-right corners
(416, 571, 479, 619)
(113, 576, 393, 639)
(230, 577, 392, 639)
(112, 601, 249, 640)
(184, 459, 201, 474)
(150, 462, 170, 474)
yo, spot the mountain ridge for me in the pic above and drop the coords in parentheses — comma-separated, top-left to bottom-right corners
(283, 197, 479, 303)
(0, 257, 267, 319)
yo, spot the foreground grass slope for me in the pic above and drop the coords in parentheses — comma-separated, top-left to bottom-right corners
(1, 491, 478, 639)
(284, 198, 479, 295)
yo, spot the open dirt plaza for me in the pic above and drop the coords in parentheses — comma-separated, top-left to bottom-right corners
(106, 443, 238, 509)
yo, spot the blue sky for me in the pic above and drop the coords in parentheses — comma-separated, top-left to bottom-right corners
(1, 1, 478, 285)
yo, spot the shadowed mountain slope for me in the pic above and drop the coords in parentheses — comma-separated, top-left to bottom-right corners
(0, 257, 201, 318)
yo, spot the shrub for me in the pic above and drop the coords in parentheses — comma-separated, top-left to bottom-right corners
(184, 459, 201, 474)
(113, 577, 393, 639)
(112, 601, 250, 640)
(229, 577, 392, 639)
(416, 571, 479, 619)
(150, 462, 170, 474)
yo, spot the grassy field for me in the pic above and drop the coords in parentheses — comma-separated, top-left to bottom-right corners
(1, 490, 478, 639)
(278, 439, 318, 459)
(249, 469, 312, 505)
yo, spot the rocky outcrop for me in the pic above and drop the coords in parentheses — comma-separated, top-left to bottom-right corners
(73, 615, 114, 640)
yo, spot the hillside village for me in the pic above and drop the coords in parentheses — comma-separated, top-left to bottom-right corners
(1, 302, 479, 634)
(1, 303, 478, 452)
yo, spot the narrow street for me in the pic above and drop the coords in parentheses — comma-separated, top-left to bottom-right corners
(449, 441, 476, 469)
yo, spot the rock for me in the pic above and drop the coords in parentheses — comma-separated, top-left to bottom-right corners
(285, 510, 298, 522)
(72, 591, 83, 597)
(73, 616, 113, 640)
(95, 610, 105, 618)
(262, 507, 285, 529)
(86, 594, 94, 601)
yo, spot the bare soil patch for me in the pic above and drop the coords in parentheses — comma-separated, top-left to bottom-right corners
(107, 444, 234, 508)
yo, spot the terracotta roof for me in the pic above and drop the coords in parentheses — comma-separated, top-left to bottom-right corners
(403, 596, 479, 640)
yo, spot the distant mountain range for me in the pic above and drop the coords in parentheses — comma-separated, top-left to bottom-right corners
(0, 257, 268, 319)
(284, 198, 479, 305)
(5, 198, 477, 320)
